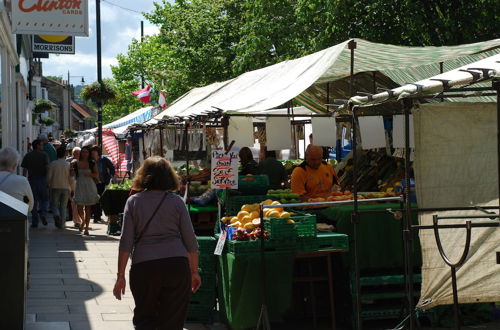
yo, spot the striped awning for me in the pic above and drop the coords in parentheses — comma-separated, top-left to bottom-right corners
(102, 130, 128, 174)
(349, 53, 500, 107)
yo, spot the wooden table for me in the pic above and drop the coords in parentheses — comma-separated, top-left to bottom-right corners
(294, 249, 347, 330)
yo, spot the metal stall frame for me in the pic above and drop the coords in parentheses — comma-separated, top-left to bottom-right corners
(345, 77, 500, 330)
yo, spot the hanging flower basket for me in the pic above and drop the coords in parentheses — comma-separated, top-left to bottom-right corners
(63, 129, 77, 138)
(39, 117, 55, 126)
(34, 99, 54, 113)
(80, 81, 116, 105)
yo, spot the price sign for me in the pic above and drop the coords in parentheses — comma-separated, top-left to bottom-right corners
(214, 230, 227, 256)
(211, 150, 239, 189)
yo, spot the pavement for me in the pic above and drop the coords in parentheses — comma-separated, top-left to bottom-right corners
(25, 216, 500, 330)
(26, 217, 227, 330)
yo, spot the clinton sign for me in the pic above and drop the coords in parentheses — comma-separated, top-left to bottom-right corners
(12, 0, 89, 36)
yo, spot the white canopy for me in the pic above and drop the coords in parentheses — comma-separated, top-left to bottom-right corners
(147, 38, 500, 123)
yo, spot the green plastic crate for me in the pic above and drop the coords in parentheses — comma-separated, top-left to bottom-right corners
(197, 236, 217, 252)
(296, 233, 349, 252)
(238, 175, 270, 195)
(294, 213, 317, 238)
(226, 239, 296, 256)
(224, 194, 272, 216)
(186, 304, 214, 323)
(264, 217, 296, 240)
(264, 213, 317, 240)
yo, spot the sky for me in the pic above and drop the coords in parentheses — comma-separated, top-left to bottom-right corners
(41, 0, 164, 85)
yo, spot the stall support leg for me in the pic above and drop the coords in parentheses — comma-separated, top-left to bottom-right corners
(327, 253, 336, 330)
(350, 104, 363, 330)
(257, 205, 271, 330)
(493, 79, 500, 209)
(402, 98, 415, 329)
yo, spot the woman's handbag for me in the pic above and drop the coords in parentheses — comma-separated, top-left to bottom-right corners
(130, 192, 168, 257)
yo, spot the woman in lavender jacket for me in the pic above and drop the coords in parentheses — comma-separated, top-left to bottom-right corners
(113, 156, 201, 330)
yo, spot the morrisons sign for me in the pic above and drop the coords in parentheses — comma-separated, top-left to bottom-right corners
(32, 35, 75, 54)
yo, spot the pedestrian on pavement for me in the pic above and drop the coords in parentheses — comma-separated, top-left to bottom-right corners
(72, 146, 100, 235)
(38, 133, 57, 162)
(113, 156, 201, 330)
(21, 139, 49, 227)
(0, 147, 33, 211)
(47, 147, 72, 229)
(67, 147, 82, 228)
(90, 145, 115, 223)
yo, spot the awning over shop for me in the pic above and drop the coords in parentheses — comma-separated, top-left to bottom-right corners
(87, 106, 155, 133)
(349, 53, 500, 107)
(147, 38, 500, 123)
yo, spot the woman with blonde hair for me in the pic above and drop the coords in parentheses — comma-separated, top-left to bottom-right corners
(113, 156, 200, 330)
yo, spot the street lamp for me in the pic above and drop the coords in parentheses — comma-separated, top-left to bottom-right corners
(67, 71, 86, 131)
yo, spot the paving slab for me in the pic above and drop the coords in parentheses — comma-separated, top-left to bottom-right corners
(27, 217, 225, 330)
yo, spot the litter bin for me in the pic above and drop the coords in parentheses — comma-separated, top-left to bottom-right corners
(0, 191, 29, 330)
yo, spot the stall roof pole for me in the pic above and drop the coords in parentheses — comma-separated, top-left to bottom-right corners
(402, 98, 415, 330)
(351, 105, 363, 330)
(494, 79, 500, 211)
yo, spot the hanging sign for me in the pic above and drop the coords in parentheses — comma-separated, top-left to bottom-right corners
(12, 0, 89, 36)
(211, 149, 239, 189)
(32, 35, 75, 54)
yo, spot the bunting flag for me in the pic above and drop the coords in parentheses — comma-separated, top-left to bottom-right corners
(159, 90, 168, 109)
(131, 84, 152, 104)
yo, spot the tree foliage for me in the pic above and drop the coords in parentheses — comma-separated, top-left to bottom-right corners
(104, 0, 499, 123)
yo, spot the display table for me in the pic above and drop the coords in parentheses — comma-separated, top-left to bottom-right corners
(217, 234, 349, 329)
(218, 252, 294, 330)
(318, 202, 421, 271)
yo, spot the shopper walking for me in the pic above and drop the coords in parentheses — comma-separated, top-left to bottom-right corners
(39, 133, 57, 162)
(67, 147, 82, 228)
(47, 147, 72, 229)
(113, 156, 201, 330)
(73, 146, 100, 235)
(0, 147, 33, 211)
(90, 145, 115, 223)
(21, 139, 49, 228)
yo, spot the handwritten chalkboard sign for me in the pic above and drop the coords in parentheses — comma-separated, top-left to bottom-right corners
(211, 150, 239, 189)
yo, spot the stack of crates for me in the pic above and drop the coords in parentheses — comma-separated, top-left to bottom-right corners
(187, 236, 217, 323)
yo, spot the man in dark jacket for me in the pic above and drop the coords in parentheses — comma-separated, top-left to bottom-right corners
(90, 146, 115, 223)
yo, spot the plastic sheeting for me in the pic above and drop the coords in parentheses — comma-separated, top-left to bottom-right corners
(266, 118, 292, 151)
(413, 102, 500, 310)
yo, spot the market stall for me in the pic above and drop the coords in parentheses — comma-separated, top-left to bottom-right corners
(119, 39, 500, 329)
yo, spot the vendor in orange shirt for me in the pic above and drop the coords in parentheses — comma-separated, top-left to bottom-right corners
(291, 145, 339, 202)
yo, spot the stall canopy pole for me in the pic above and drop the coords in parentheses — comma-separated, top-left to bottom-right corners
(184, 122, 190, 208)
(351, 106, 363, 330)
(402, 98, 415, 329)
(494, 79, 500, 210)
(159, 127, 164, 157)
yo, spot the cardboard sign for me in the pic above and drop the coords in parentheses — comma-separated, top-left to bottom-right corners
(211, 150, 238, 189)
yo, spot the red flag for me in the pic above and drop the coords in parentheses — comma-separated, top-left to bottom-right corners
(159, 90, 167, 109)
(131, 85, 151, 104)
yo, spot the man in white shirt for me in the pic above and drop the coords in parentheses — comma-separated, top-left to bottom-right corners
(47, 147, 72, 228)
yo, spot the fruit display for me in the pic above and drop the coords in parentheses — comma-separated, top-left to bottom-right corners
(267, 189, 300, 204)
(337, 150, 408, 193)
(220, 199, 296, 240)
(307, 190, 398, 203)
(188, 181, 210, 196)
